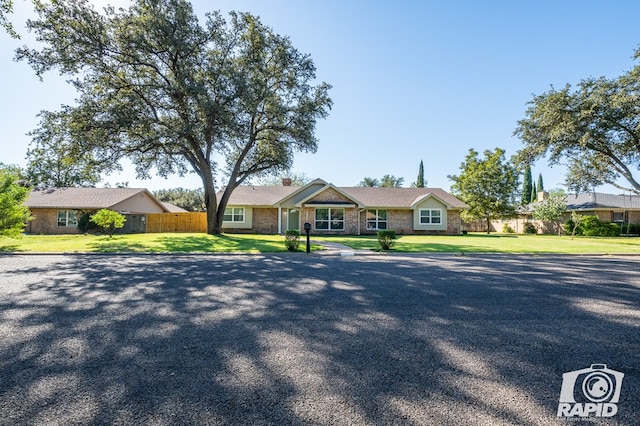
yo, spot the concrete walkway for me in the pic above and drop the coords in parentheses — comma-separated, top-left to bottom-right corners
(312, 240, 377, 256)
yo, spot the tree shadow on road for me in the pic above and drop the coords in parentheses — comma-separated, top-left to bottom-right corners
(1, 254, 639, 425)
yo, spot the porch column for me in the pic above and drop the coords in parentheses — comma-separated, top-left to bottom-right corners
(277, 207, 282, 234)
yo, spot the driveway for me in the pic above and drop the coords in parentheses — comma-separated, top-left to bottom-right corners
(0, 254, 638, 425)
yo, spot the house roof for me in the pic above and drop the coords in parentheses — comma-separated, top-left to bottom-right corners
(340, 187, 468, 209)
(565, 192, 640, 210)
(519, 192, 640, 213)
(299, 184, 365, 208)
(220, 182, 468, 209)
(26, 187, 169, 212)
(218, 185, 299, 207)
(161, 202, 189, 213)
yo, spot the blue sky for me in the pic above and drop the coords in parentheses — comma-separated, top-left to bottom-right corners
(1, 0, 639, 193)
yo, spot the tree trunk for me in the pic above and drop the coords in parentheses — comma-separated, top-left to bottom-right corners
(214, 184, 238, 235)
(201, 167, 220, 235)
(486, 217, 491, 234)
(208, 205, 220, 234)
(199, 159, 240, 235)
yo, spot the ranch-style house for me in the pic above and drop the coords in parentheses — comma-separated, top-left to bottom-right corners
(219, 178, 468, 235)
(24, 179, 469, 235)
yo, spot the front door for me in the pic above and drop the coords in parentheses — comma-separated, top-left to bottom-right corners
(287, 209, 300, 231)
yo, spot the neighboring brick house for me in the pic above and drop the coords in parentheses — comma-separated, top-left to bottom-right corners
(25, 187, 176, 234)
(563, 192, 640, 226)
(219, 178, 469, 235)
(488, 192, 640, 234)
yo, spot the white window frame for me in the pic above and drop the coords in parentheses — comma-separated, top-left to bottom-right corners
(223, 207, 245, 223)
(366, 209, 388, 230)
(419, 209, 442, 225)
(57, 210, 78, 227)
(315, 208, 345, 231)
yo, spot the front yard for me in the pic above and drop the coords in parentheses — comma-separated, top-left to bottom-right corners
(317, 233, 640, 254)
(0, 233, 639, 254)
(0, 233, 321, 253)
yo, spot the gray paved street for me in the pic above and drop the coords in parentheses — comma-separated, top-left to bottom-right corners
(0, 254, 639, 425)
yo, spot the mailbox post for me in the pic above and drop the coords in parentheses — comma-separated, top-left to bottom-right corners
(303, 222, 311, 254)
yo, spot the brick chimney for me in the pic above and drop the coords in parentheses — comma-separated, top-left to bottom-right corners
(537, 191, 548, 202)
(282, 178, 292, 186)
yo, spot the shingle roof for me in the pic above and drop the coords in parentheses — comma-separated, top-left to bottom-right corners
(518, 192, 640, 213)
(218, 185, 299, 206)
(26, 187, 161, 209)
(566, 192, 640, 210)
(339, 187, 469, 209)
(220, 184, 468, 209)
(162, 202, 189, 213)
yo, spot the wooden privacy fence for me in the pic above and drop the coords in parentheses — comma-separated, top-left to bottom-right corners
(146, 212, 208, 233)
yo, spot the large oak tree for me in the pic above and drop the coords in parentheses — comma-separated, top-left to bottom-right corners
(25, 109, 112, 187)
(18, 0, 332, 234)
(0, 0, 18, 38)
(515, 49, 640, 194)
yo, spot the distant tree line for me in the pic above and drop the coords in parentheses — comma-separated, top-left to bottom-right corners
(154, 188, 206, 212)
(520, 165, 544, 205)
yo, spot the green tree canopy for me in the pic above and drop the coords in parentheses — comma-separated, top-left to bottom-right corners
(515, 48, 640, 194)
(532, 189, 566, 235)
(90, 209, 126, 238)
(0, 0, 18, 38)
(25, 110, 113, 187)
(17, 0, 332, 234)
(359, 175, 404, 187)
(414, 160, 425, 188)
(380, 175, 404, 187)
(521, 164, 532, 205)
(449, 148, 519, 233)
(358, 177, 380, 187)
(537, 173, 544, 193)
(0, 163, 32, 237)
(531, 181, 537, 204)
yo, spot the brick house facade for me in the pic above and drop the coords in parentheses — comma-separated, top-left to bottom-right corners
(25, 188, 171, 234)
(479, 192, 640, 234)
(219, 178, 468, 235)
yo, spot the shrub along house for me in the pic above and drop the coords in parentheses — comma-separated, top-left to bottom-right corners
(218, 178, 468, 235)
(25, 187, 174, 234)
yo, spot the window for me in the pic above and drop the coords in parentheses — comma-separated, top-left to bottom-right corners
(57, 210, 78, 227)
(366, 209, 388, 230)
(315, 208, 345, 230)
(612, 212, 625, 226)
(419, 209, 441, 224)
(223, 207, 245, 223)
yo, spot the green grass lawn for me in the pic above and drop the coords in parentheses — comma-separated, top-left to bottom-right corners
(0, 233, 322, 253)
(0, 232, 638, 254)
(316, 233, 640, 254)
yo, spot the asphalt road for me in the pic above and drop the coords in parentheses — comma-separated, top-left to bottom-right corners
(0, 253, 639, 425)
